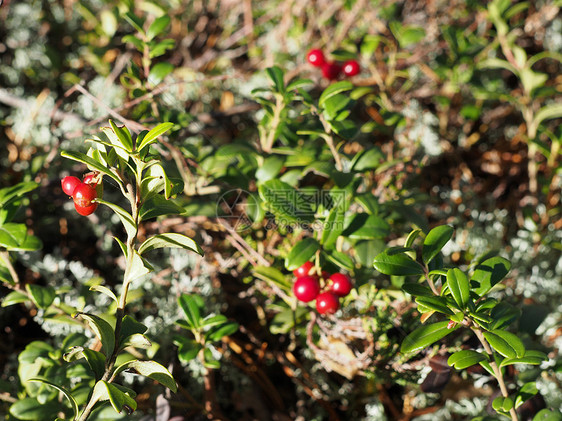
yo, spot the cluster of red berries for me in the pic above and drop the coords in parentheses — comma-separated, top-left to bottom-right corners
(61, 173, 102, 216)
(306, 49, 360, 80)
(292, 261, 353, 314)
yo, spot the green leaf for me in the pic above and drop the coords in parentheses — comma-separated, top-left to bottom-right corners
(492, 396, 513, 413)
(446, 268, 470, 309)
(489, 301, 521, 330)
(401, 321, 459, 353)
(203, 347, 220, 368)
(2, 290, 29, 306)
(325, 249, 355, 271)
(373, 250, 424, 276)
(321, 206, 345, 248)
(355, 194, 379, 215)
(0, 181, 39, 208)
(175, 338, 202, 363)
(422, 225, 454, 265)
(148, 62, 174, 86)
(256, 155, 285, 182)
(140, 195, 185, 220)
(61, 150, 121, 185)
(285, 238, 320, 271)
(258, 179, 314, 224)
(119, 315, 148, 347)
(25, 284, 55, 309)
(114, 360, 177, 392)
(286, 78, 313, 92)
(63, 346, 106, 380)
(343, 213, 390, 239)
(532, 103, 562, 129)
(500, 350, 548, 367)
(390, 22, 426, 47)
(471, 256, 512, 296)
(253, 265, 291, 290)
(483, 330, 525, 358)
(124, 11, 145, 34)
(29, 378, 79, 420)
(9, 398, 61, 420)
(351, 148, 384, 172)
(266, 66, 285, 93)
(127, 250, 152, 283)
(206, 321, 239, 342)
(515, 382, 539, 409)
(92, 380, 137, 414)
(401, 283, 435, 297)
(447, 350, 487, 369)
(146, 15, 170, 40)
(415, 296, 455, 315)
(109, 120, 133, 152)
(137, 122, 174, 153)
(75, 312, 115, 356)
(319, 81, 354, 107)
(138, 233, 203, 256)
(178, 294, 203, 330)
(532, 409, 562, 421)
(89, 285, 118, 303)
(0, 223, 26, 249)
(149, 39, 175, 58)
(96, 199, 137, 239)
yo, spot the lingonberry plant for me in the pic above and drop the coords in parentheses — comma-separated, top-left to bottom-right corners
(8, 120, 204, 420)
(374, 225, 549, 421)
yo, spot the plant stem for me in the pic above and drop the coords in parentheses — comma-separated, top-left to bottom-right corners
(473, 326, 519, 421)
(263, 94, 284, 153)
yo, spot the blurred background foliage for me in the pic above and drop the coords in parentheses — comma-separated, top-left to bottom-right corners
(0, 0, 561, 420)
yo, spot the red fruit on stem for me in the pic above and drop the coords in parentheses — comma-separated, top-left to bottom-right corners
(74, 201, 98, 216)
(293, 276, 320, 303)
(83, 173, 103, 198)
(293, 261, 314, 278)
(321, 62, 341, 80)
(61, 176, 81, 196)
(72, 182, 98, 216)
(329, 273, 353, 297)
(307, 49, 325, 67)
(342, 60, 360, 77)
(316, 291, 340, 314)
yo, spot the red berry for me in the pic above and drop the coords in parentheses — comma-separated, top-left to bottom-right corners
(82, 173, 103, 198)
(342, 60, 360, 77)
(307, 49, 325, 67)
(73, 182, 98, 212)
(293, 261, 314, 278)
(329, 273, 353, 297)
(293, 276, 320, 303)
(321, 62, 341, 80)
(74, 201, 98, 216)
(316, 291, 340, 314)
(61, 176, 81, 196)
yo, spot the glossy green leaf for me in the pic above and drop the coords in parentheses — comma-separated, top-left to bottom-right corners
(256, 155, 285, 182)
(75, 312, 115, 356)
(92, 380, 137, 414)
(401, 283, 435, 297)
(492, 396, 513, 413)
(148, 62, 174, 86)
(61, 151, 121, 185)
(1, 290, 28, 306)
(176, 338, 202, 363)
(471, 256, 511, 296)
(25, 284, 55, 309)
(146, 15, 170, 40)
(343, 214, 390, 239)
(137, 122, 174, 153)
(253, 265, 291, 290)
(321, 206, 345, 248)
(119, 315, 148, 347)
(114, 360, 177, 392)
(401, 321, 459, 353)
(324, 249, 354, 271)
(319, 81, 354, 107)
(150, 38, 175, 58)
(265, 66, 285, 93)
(140, 195, 184, 220)
(203, 347, 220, 369)
(258, 180, 314, 224)
(89, 285, 118, 303)
(532, 103, 562, 129)
(355, 194, 379, 215)
(448, 350, 487, 369)
(63, 346, 106, 380)
(285, 238, 320, 271)
(422, 225, 454, 265)
(108, 120, 133, 152)
(515, 382, 539, 409)
(178, 294, 203, 329)
(373, 250, 424, 276)
(532, 409, 562, 421)
(0, 182, 39, 207)
(286, 78, 313, 92)
(446, 268, 470, 309)
(127, 250, 152, 283)
(489, 301, 521, 330)
(9, 397, 61, 420)
(483, 329, 525, 358)
(96, 199, 137, 239)
(351, 148, 384, 171)
(29, 378, 78, 420)
(500, 350, 548, 367)
(206, 321, 239, 342)
(138, 233, 203, 256)
(415, 296, 455, 315)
